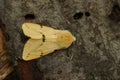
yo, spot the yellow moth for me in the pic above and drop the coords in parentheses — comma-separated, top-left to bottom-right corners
(22, 23, 76, 61)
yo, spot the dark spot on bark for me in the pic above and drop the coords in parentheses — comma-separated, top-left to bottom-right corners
(89, 37, 95, 42)
(57, 70, 62, 74)
(85, 12, 90, 17)
(5, 33, 10, 41)
(24, 14, 35, 20)
(73, 12, 83, 19)
(115, 34, 120, 39)
(58, 0, 65, 3)
(96, 43, 102, 48)
(108, 4, 120, 22)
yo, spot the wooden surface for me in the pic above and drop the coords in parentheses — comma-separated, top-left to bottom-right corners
(1, 0, 120, 80)
(0, 21, 13, 80)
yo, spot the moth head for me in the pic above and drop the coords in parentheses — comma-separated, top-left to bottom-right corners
(57, 30, 76, 48)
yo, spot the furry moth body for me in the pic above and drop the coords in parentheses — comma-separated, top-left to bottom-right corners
(22, 23, 76, 60)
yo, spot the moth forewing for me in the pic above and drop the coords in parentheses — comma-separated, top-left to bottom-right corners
(22, 39, 43, 60)
(22, 23, 43, 39)
(38, 42, 60, 56)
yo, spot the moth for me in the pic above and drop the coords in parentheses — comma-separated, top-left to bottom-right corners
(22, 23, 76, 61)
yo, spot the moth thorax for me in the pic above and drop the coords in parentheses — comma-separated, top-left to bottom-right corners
(57, 31, 75, 48)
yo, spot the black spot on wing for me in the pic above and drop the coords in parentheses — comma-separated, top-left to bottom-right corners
(42, 34, 45, 42)
(40, 53, 43, 57)
(26, 53, 30, 58)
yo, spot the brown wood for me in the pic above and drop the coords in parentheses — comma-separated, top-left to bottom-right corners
(16, 60, 43, 80)
(0, 20, 13, 80)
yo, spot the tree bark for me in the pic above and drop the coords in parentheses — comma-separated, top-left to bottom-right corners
(1, 0, 120, 80)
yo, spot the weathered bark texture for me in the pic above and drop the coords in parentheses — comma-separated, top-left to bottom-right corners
(0, 20, 13, 80)
(1, 0, 120, 80)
